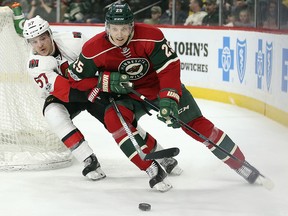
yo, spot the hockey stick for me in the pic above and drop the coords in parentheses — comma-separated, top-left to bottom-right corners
(124, 86, 251, 165)
(123, 85, 275, 187)
(109, 97, 179, 160)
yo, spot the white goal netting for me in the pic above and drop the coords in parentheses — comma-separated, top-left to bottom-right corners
(0, 6, 72, 170)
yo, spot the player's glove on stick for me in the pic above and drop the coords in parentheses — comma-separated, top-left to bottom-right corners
(157, 89, 181, 128)
(97, 72, 132, 94)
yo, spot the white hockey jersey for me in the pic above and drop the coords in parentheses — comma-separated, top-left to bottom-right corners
(27, 31, 88, 102)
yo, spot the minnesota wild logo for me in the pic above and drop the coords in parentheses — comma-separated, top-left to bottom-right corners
(119, 58, 150, 80)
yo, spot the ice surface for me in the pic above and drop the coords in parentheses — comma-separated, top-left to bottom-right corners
(1, 99, 287, 216)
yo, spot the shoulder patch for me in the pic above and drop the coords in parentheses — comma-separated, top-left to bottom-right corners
(29, 59, 39, 68)
(72, 32, 82, 38)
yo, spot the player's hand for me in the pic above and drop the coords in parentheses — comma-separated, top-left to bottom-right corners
(97, 72, 132, 94)
(157, 89, 180, 128)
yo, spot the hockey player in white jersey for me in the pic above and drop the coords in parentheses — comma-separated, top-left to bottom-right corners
(23, 15, 106, 181)
(23, 15, 182, 191)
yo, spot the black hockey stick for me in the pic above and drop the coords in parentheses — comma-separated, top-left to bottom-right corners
(109, 97, 179, 160)
(124, 85, 274, 190)
(123, 85, 264, 171)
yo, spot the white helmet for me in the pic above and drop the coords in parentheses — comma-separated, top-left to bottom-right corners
(23, 15, 51, 39)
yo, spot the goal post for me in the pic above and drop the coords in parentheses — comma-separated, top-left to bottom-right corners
(0, 6, 72, 170)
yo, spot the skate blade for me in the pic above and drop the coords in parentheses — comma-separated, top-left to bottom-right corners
(153, 180, 173, 192)
(86, 170, 106, 181)
(256, 175, 275, 190)
(169, 166, 183, 176)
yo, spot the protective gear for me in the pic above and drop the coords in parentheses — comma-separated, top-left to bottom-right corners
(159, 157, 183, 175)
(105, 2, 135, 47)
(146, 161, 172, 192)
(235, 161, 260, 184)
(87, 87, 101, 102)
(136, 124, 183, 175)
(23, 15, 52, 40)
(105, 2, 134, 25)
(157, 98, 180, 128)
(97, 72, 131, 94)
(82, 154, 106, 181)
(157, 89, 180, 128)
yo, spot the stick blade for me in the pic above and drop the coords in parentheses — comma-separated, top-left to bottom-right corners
(257, 176, 275, 190)
(144, 147, 180, 160)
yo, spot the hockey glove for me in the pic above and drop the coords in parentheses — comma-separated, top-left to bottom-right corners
(97, 72, 132, 94)
(157, 89, 181, 128)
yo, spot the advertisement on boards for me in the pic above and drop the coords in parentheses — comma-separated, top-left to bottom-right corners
(51, 25, 288, 115)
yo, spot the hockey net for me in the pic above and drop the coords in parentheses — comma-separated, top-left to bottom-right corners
(0, 6, 72, 170)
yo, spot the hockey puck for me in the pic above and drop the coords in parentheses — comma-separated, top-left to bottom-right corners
(138, 203, 151, 211)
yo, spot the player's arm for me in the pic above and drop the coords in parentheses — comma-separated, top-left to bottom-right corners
(148, 33, 182, 96)
(28, 56, 88, 103)
(147, 30, 182, 128)
(68, 53, 100, 91)
(68, 52, 100, 80)
(54, 76, 89, 102)
(68, 54, 130, 95)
